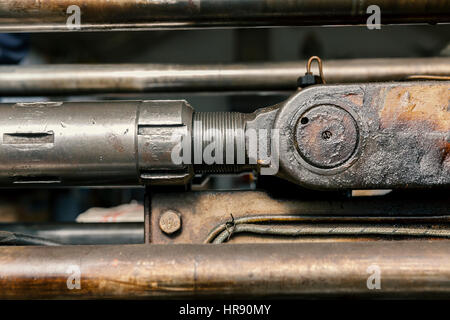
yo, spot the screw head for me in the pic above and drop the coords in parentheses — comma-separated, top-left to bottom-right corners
(159, 210, 182, 235)
(295, 105, 358, 169)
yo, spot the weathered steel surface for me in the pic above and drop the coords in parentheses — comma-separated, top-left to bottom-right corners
(0, 81, 447, 189)
(276, 81, 450, 189)
(0, 0, 448, 32)
(150, 191, 450, 244)
(1, 241, 450, 299)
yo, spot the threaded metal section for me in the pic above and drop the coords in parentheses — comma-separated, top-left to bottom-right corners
(193, 112, 252, 173)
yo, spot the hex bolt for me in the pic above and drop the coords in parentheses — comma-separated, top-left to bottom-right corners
(159, 210, 182, 235)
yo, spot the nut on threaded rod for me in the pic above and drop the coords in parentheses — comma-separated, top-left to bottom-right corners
(192, 112, 255, 173)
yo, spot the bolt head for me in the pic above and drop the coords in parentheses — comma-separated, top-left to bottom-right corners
(159, 210, 182, 235)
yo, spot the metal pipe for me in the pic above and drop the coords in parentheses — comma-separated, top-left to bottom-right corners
(0, 99, 204, 186)
(0, 100, 143, 186)
(0, 223, 143, 245)
(1, 241, 450, 298)
(1, 0, 448, 32)
(2, 58, 450, 95)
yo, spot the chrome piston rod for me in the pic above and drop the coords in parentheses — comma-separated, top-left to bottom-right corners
(1, 58, 450, 95)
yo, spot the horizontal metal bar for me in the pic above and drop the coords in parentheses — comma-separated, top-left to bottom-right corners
(1, 241, 450, 298)
(2, 58, 450, 95)
(0, 0, 449, 32)
(0, 223, 143, 245)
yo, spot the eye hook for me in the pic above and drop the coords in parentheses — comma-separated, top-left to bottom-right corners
(306, 56, 326, 84)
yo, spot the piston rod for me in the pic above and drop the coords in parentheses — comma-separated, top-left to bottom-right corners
(1, 241, 450, 298)
(0, 0, 449, 32)
(1, 58, 450, 95)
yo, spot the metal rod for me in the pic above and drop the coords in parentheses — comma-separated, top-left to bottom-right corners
(0, 0, 448, 32)
(0, 100, 195, 187)
(1, 241, 450, 298)
(0, 223, 143, 245)
(0, 100, 144, 187)
(2, 58, 450, 95)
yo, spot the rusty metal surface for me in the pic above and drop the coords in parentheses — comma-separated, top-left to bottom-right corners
(295, 105, 359, 169)
(276, 81, 450, 189)
(0, 0, 448, 32)
(1, 241, 450, 299)
(1, 58, 450, 95)
(150, 191, 450, 244)
(159, 209, 182, 235)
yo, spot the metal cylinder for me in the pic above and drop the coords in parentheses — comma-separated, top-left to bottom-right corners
(1, 58, 450, 95)
(0, 100, 197, 187)
(0, 0, 448, 32)
(1, 241, 450, 298)
(0, 100, 140, 186)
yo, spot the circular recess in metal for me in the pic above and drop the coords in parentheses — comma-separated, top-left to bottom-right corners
(295, 104, 359, 169)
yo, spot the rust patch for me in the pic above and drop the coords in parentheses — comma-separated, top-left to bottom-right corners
(343, 93, 364, 106)
(107, 133, 125, 153)
(380, 84, 450, 132)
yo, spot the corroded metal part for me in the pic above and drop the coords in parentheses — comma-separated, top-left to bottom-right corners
(159, 210, 182, 235)
(295, 104, 359, 169)
(1, 241, 450, 299)
(275, 81, 450, 189)
(150, 191, 450, 244)
(0, 81, 447, 189)
(0, 0, 448, 32)
(2, 190, 448, 245)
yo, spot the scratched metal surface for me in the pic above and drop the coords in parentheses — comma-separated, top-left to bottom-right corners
(1, 241, 450, 298)
(276, 81, 450, 190)
(0, 0, 448, 32)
